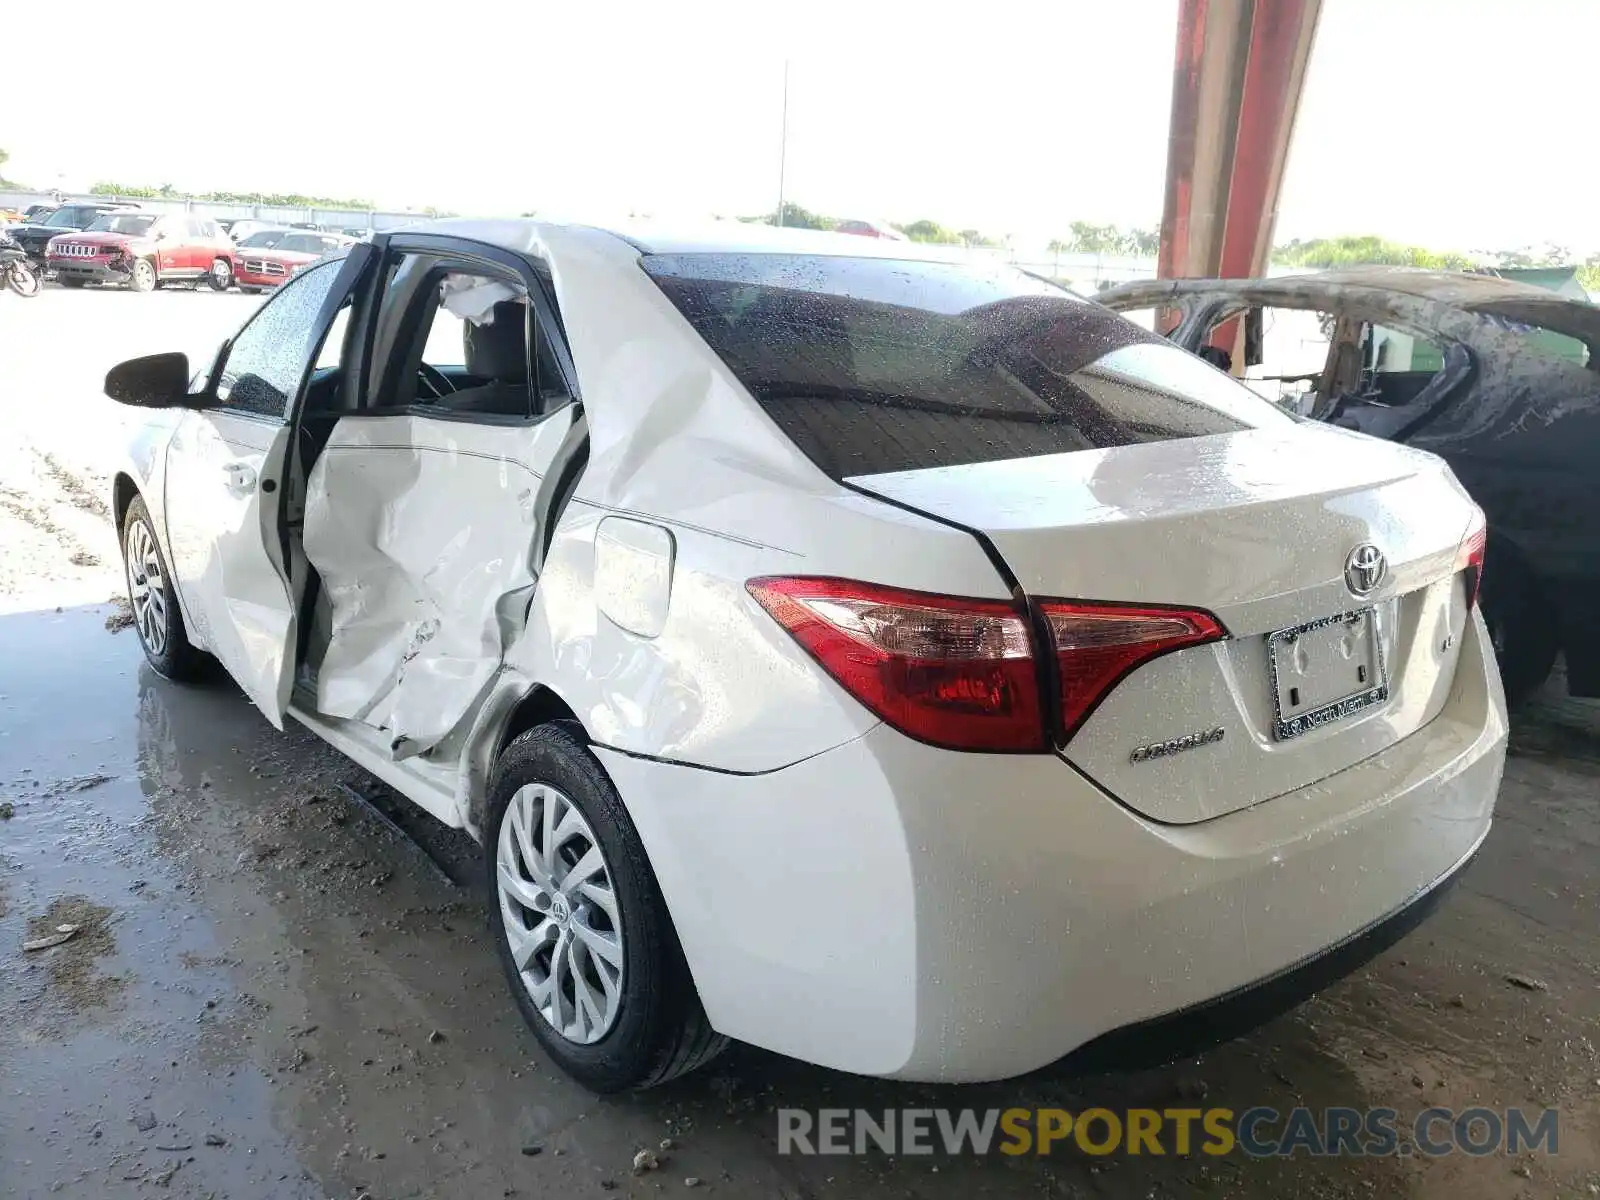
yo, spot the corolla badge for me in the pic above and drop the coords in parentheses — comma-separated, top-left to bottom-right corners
(1344, 543, 1387, 597)
(1130, 726, 1225, 764)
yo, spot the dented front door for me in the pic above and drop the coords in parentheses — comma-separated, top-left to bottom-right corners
(162, 248, 375, 728)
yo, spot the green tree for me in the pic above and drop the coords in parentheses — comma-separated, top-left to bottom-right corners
(91, 181, 376, 208)
(1576, 255, 1600, 293)
(91, 181, 162, 198)
(1270, 234, 1474, 271)
(775, 201, 834, 230)
(1124, 227, 1160, 256)
(900, 218, 962, 244)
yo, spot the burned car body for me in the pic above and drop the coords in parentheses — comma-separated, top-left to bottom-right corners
(1100, 270, 1600, 704)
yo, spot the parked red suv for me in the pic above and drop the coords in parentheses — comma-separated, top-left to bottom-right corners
(47, 213, 237, 292)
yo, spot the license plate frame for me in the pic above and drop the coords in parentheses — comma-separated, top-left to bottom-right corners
(1267, 607, 1388, 741)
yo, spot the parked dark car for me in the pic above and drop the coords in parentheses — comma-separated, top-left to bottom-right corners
(1099, 269, 1600, 704)
(8, 201, 140, 265)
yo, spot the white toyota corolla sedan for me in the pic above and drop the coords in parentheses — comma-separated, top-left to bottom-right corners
(104, 219, 1507, 1092)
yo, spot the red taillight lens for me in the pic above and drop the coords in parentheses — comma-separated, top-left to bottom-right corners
(746, 576, 1046, 752)
(1458, 512, 1487, 610)
(1041, 602, 1225, 740)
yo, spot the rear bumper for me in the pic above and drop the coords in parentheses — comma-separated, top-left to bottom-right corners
(598, 609, 1507, 1082)
(1059, 831, 1481, 1074)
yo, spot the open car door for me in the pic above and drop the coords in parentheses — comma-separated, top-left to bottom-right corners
(162, 245, 376, 728)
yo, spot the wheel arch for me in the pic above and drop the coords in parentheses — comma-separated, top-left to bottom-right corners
(462, 679, 587, 835)
(496, 683, 584, 758)
(1484, 528, 1550, 610)
(112, 472, 141, 533)
(1480, 527, 1563, 703)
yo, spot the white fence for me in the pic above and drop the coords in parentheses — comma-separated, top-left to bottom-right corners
(0, 188, 434, 233)
(1, 190, 1185, 291)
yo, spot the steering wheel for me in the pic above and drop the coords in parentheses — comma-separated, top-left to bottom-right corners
(417, 362, 454, 400)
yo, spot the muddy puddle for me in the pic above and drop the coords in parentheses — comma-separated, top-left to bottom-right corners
(2, 602, 1598, 1199)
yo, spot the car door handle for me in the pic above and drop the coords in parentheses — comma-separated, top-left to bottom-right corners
(221, 461, 257, 494)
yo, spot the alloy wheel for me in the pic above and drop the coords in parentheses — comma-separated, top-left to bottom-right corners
(495, 783, 624, 1044)
(124, 518, 168, 657)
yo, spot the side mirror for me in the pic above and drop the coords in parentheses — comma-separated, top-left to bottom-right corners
(105, 352, 193, 408)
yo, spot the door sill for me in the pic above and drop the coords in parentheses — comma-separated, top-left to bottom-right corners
(286, 705, 463, 829)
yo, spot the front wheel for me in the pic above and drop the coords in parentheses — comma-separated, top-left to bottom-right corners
(486, 724, 726, 1092)
(122, 497, 208, 680)
(207, 257, 233, 291)
(5, 260, 41, 297)
(128, 258, 157, 293)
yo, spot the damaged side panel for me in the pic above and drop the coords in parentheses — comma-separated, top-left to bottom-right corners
(302, 408, 580, 756)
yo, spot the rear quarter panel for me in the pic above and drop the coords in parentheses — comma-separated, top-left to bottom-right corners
(486, 226, 1015, 778)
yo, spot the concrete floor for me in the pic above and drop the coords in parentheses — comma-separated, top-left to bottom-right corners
(1, 287, 1598, 1199)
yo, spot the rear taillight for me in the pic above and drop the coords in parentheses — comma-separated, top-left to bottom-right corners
(1041, 602, 1225, 741)
(746, 577, 1045, 752)
(1458, 511, 1487, 610)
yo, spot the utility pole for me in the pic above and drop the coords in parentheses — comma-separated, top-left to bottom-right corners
(775, 61, 790, 227)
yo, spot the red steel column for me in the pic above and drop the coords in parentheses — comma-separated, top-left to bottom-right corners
(1159, 0, 1321, 296)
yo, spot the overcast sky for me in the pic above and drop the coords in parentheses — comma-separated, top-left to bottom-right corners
(8, 0, 1594, 256)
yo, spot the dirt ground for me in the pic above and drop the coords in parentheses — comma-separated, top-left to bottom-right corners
(1, 287, 1597, 1199)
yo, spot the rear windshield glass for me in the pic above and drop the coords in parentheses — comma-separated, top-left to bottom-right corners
(643, 253, 1292, 478)
(44, 207, 101, 228)
(238, 230, 288, 248)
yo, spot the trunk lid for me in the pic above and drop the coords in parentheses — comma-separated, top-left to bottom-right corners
(849, 423, 1480, 823)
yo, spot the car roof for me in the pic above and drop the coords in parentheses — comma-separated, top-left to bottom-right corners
(1268, 267, 1582, 307)
(416, 216, 966, 261)
(1101, 267, 1600, 347)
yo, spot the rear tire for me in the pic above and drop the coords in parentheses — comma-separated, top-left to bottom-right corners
(1481, 556, 1559, 707)
(129, 258, 157, 293)
(121, 497, 208, 680)
(485, 724, 726, 1092)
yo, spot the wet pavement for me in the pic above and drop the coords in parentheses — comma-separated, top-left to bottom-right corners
(2, 290, 1599, 1199)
